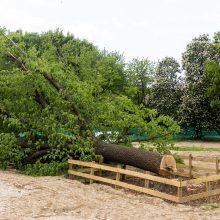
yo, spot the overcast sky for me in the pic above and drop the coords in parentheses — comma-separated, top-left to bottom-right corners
(1, 0, 220, 62)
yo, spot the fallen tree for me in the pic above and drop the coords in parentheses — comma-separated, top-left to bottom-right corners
(0, 28, 179, 175)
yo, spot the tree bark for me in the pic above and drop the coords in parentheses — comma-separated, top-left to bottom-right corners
(93, 139, 163, 174)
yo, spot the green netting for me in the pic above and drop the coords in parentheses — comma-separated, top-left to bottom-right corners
(174, 127, 220, 140)
(18, 127, 220, 142)
(128, 127, 220, 141)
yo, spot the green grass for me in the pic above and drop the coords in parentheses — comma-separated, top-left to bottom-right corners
(210, 203, 220, 209)
(172, 146, 220, 152)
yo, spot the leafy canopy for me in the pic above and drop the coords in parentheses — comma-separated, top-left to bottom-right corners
(0, 28, 179, 173)
(206, 32, 220, 113)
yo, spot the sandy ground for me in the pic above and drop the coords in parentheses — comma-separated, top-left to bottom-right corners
(172, 141, 220, 169)
(1, 141, 220, 219)
(174, 141, 220, 149)
(1, 171, 220, 220)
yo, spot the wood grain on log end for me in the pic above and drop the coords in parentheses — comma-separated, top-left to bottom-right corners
(159, 155, 177, 176)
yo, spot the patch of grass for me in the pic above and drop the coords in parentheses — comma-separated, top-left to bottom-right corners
(171, 146, 220, 152)
(210, 203, 220, 209)
(175, 157, 185, 164)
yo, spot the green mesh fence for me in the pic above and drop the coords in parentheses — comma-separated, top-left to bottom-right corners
(127, 127, 220, 141)
(173, 127, 220, 140)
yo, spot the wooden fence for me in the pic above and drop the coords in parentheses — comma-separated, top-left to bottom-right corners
(68, 159, 220, 203)
(174, 154, 220, 178)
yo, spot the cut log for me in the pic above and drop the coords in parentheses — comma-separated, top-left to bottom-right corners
(94, 140, 177, 176)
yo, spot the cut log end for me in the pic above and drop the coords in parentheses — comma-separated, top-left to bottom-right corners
(159, 155, 177, 176)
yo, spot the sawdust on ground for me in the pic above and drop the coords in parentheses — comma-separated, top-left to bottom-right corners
(174, 141, 220, 149)
(0, 170, 220, 220)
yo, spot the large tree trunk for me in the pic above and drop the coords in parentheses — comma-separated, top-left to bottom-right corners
(20, 138, 177, 175)
(94, 140, 176, 175)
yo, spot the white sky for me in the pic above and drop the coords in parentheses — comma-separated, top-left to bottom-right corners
(0, 0, 220, 62)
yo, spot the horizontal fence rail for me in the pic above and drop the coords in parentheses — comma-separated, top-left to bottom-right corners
(173, 154, 220, 178)
(68, 159, 220, 203)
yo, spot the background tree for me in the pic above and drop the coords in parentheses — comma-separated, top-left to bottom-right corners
(205, 32, 220, 133)
(125, 58, 154, 105)
(145, 57, 182, 120)
(179, 35, 220, 138)
(206, 32, 220, 110)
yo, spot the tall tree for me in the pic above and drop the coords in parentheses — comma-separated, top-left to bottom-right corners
(145, 57, 182, 120)
(179, 35, 220, 138)
(206, 32, 220, 111)
(125, 58, 154, 105)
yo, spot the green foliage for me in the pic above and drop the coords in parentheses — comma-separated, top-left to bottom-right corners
(179, 35, 220, 138)
(125, 58, 154, 105)
(0, 27, 180, 175)
(206, 32, 220, 116)
(146, 57, 183, 120)
(175, 157, 184, 164)
(23, 161, 68, 176)
(138, 142, 173, 154)
(172, 146, 220, 152)
(0, 133, 24, 169)
(210, 203, 220, 209)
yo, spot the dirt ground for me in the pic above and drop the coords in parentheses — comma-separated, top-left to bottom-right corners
(1, 170, 220, 220)
(172, 141, 220, 168)
(174, 141, 220, 149)
(1, 141, 220, 220)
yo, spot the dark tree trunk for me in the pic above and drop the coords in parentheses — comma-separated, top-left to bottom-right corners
(194, 127, 203, 139)
(93, 140, 176, 175)
(20, 139, 176, 175)
(94, 140, 162, 174)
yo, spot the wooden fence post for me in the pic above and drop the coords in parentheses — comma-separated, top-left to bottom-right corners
(189, 154, 193, 178)
(90, 161, 95, 184)
(216, 157, 219, 175)
(121, 164, 126, 181)
(115, 164, 122, 188)
(144, 171, 150, 188)
(99, 157, 104, 177)
(206, 173, 212, 203)
(178, 177, 182, 203)
(68, 162, 74, 180)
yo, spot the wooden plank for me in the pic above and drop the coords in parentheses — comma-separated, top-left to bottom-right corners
(90, 163, 95, 184)
(115, 164, 121, 189)
(192, 157, 216, 162)
(181, 188, 220, 203)
(68, 170, 179, 202)
(173, 171, 190, 178)
(76, 168, 98, 173)
(173, 155, 216, 162)
(99, 157, 104, 177)
(192, 166, 216, 172)
(206, 174, 212, 203)
(121, 164, 126, 181)
(174, 172, 205, 178)
(216, 158, 219, 174)
(68, 163, 74, 179)
(177, 164, 188, 168)
(177, 164, 216, 172)
(189, 154, 192, 178)
(144, 171, 150, 188)
(177, 178, 183, 199)
(182, 174, 220, 187)
(68, 159, 180, 187)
